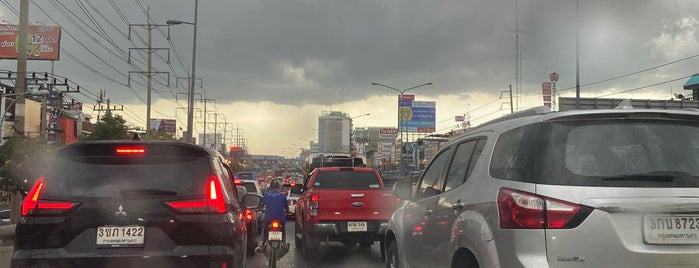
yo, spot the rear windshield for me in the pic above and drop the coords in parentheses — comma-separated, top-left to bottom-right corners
(490, 118, 699, 187)
(242, 182, 259, 194)
(42, 156, 211, 197)
(312, 170, 381, 189)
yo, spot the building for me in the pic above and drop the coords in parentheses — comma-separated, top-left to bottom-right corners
(317, 111, 351, 153)
(353, 126, 398, 170)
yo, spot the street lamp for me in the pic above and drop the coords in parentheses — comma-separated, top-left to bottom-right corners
(1, 89, 50, 144)
(370, 82, 433, 179)
(167, 0, 198, 144)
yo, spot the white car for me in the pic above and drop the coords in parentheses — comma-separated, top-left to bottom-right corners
(286, 193, 300, 219)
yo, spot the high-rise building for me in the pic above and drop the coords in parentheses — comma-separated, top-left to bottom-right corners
(317, 111, 351, 153)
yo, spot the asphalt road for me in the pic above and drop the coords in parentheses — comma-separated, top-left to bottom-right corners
(0, 221, 386, 268)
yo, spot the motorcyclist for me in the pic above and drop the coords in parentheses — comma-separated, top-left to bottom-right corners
(255, 180, 289, 252)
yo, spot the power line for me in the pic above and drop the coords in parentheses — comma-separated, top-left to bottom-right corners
(596, 75, 692, 97)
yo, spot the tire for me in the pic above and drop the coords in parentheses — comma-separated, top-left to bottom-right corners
(379, 239, 386, 260)
(268, 247, 277, 268)
(294, 223, 302, 248)
(301, 233, 316, 261)
(386, 240, 399, 268)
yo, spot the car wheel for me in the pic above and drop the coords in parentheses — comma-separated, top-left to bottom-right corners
(294, 223, 302, 248)
(386, 240, 399, 268)
(379, 239, 386, 260)
(301, 233, 316, 261)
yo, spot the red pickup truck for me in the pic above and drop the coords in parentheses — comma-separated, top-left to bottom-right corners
(293, 166, 396, 260)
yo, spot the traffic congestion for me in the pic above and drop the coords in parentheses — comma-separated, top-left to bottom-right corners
(1, 1, 699, 268)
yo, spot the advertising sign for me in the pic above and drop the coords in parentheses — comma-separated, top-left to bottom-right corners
(379, 128, 398, 139)
(0, 24, 61, 60)
(149, 119, 177, 136)
(542, 82, 552, 108)
(399, 100, 436, 133)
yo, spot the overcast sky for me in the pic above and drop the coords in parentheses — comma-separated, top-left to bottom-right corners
(0, 0, 698, 155)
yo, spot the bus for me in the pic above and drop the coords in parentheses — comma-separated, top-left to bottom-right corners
(302, 153, 367, 185)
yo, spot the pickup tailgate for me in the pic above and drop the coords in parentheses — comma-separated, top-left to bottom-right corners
(314, 189, 395, 221)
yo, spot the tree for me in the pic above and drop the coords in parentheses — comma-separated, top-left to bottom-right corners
(0, 137, 56, 223)
(84, 113, 129, 141)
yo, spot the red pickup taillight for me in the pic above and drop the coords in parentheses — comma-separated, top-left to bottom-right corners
(244, 208, 255, 222)
(497, 188, 592, 229)
(22, 178, 79, 216)
(309, 193, 319, 218)
(165, 176, 227, 214)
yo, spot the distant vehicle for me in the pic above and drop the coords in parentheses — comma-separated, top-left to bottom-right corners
(302, 153, 367, 185)
(286, 192, 300, 219)
(0, 209, 10, 225)
(386, 105, 699, 268)
(12, 141, 262, 267)
(294, 166, 396, 260)
(236, 171, 256, 181)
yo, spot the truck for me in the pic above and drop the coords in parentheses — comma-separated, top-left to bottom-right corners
(292, 166, 396, 260)
(302, 153, 366, 185)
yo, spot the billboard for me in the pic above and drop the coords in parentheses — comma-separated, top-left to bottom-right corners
(0, 24, 61, 60)
(399, 99, 436, 133)
(379, 128, 398, 139)
(149, 119, 177, 136)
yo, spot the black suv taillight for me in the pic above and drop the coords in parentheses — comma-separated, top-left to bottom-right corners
(22, 178, 80, 216)
(165, 176, 227, 214)
(497, 188, 592, 229)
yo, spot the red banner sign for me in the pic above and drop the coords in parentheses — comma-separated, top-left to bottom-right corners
(0, 24, 61, 60)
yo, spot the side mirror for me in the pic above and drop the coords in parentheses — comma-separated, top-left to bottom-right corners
(392, 181, 413, 201)
(242, 193, 263, 209)
(290, 184, 304, 194)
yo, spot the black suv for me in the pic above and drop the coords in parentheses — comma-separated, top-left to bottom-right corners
(12, 141, 261, 268)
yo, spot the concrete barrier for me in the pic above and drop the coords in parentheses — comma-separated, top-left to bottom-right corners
(0, 224, 15, 240)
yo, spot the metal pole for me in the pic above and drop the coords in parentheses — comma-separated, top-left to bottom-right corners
(575, 0, 580, 100)
(146, 8, 152, 135)
(186, 0, 199, 144)
(15, 0, 29, 136)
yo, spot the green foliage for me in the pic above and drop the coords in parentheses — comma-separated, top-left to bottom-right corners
(84, 113, 129, 141)
(0, 137, 56, 193)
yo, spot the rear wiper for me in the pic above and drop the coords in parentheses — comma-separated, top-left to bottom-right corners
(120, 188, 178, 197)
(599, 171, 688, 182)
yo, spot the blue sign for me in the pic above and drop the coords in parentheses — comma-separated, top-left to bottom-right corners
(399, 100, 436, 133)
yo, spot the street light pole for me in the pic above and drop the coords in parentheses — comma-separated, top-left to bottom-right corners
(168, 0, 198, 144)
(370, 82, 433, 179)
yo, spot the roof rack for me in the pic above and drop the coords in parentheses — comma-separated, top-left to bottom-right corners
(559, 97, 699, 111)
(476, 106, 551, 128)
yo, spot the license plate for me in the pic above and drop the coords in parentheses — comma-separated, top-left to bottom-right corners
(348, 221, 367, 232)
(268, 231, 283, 241)
(644, 215, 699, 244)
(96, 226, 145, 248)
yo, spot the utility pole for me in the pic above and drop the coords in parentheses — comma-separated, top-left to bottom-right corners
(14, 0, 28, 139)
(500, 86, 514, 114)
(94, 98, 124, 116)
(198, 97, 215, 146)
(128, 7, 170, 135)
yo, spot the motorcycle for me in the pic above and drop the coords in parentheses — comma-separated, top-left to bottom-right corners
(263, 219, 290, 268)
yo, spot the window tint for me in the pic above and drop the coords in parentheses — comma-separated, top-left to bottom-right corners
(444, 139, 486, 192)
(490, 125, 536, 181)
(43, 156, 211, 197)
(312, 171, 380, 189)
(417, 147, 453, 199)
(242, 182, 259, 194)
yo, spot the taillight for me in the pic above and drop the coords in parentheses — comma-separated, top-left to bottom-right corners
(309, 193, 319, 218)
(22, 178, 79, 216)
(497, 188, 591, 229)
(270, 220, 283, 231)
(165, 176, 227, 214)
(244, 209, 254, 221)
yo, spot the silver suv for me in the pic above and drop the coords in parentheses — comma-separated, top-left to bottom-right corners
(385, 104, 699, 267)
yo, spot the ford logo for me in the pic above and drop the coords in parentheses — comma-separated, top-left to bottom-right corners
(352, 202, 364, 208)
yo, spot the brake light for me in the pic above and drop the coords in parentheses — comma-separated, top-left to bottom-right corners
(233, 179, 243, 185)
(22, 178, 79, 216)
(244, 209, 254, 221)
(309, 193, 319, 218)
(115, 147, 146, 155)
(165, 176, 227, 214)
(497, 188, 590, 229)
(270, 220, 282, 231)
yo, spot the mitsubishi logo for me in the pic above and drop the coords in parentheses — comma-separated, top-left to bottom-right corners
(352, 202, 364, 208)
(114, 205, 127, 216)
